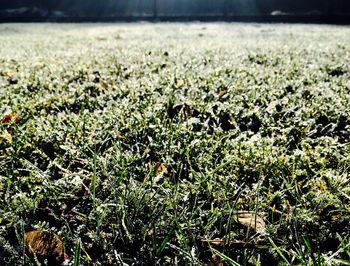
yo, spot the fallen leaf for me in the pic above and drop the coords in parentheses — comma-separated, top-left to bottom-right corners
(145, 162, 172, 184)
(0, 131, 12, 144)
(0, 113, 13, 124)
(14, 115, 21, 124)
(175, 79, 186, 88)
(3, 71, 15, 78)
(25, 230, 68, 266)
(0, 112, 21, 124)
(236, 212, 266, 235)
(218, 90, 228, 100)
(212, 254, 225, 266)
(154, 162, 171, 177)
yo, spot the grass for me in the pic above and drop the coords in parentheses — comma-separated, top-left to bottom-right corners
(0, 22, 349, 265)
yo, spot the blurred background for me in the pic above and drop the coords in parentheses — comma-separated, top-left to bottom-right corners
(0, 0, 349, 23)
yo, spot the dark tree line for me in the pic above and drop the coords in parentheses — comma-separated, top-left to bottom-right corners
(0, 0, 348, 18)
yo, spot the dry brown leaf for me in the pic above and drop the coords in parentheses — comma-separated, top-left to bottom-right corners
(145, 162, 172, 184)
(14, 114, 21, 124)
(0, 112, 21, 124)
(0, 113, 14, 124)
(212, 254, 225, 266)
(154, 162, 171, 177)
(25, 230, 68, 266)
(236, 212, 266, 235)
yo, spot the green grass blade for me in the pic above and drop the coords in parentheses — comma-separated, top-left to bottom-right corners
(73, 238, 81, 266)
(268, 237, 290, 265)
(212, 248, 241, 266)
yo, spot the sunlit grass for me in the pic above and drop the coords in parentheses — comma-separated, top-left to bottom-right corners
(0, 23, 349, 265)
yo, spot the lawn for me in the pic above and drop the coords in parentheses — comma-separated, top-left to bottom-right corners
(0, 23, 349, 265)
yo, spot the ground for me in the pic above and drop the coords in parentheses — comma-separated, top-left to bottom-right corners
(0, 23, 349, 265)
